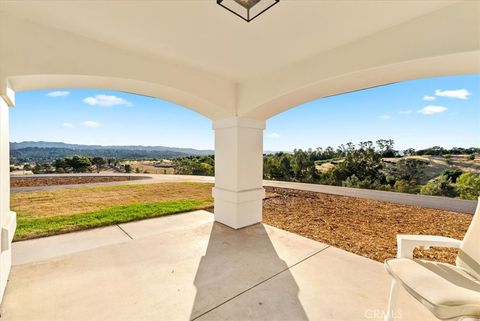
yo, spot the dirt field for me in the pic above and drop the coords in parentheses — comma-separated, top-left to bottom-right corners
(10, 175, 148, 188)
(383, 154, 480, 183)
(128, 161, 175, 174)
(318, 154, 480, 183)
(261, 187, 472, 264)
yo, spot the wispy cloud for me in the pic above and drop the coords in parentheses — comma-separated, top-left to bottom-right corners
(423, 95, 436, 101)
(435, 89, 471, 100)
(378, 115, 391, 120)
(267, 132, 280, 139)
(81, 120, 101, 128)
(62, 122, 74, 128)
(417, 105, 448, 115)
(399, 110, 412, 114)
(83, 94, 132, 107)
(47, 91, 70, 98)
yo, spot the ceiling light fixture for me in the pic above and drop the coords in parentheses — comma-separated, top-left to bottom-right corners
(217, 0, 279, 22)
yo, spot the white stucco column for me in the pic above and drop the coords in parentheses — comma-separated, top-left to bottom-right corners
(212, 117, 265, 229)
(0, 81, 16, 302)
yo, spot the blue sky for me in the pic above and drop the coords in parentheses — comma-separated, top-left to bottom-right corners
(10, 74, 480, 151)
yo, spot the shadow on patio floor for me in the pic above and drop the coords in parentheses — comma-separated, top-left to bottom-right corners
(190, 222, 309, 320)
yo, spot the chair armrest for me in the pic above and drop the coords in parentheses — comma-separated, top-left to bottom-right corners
(396, 234, 462, 259)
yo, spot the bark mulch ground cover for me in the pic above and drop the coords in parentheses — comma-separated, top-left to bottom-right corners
(262, 187, 472, 265)
(11, 175, 148, 188)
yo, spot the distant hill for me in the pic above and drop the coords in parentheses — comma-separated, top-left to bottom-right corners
(11, 141, 213, 154)
(10, 141, 214, 163)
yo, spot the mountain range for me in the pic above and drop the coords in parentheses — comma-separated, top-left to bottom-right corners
(10, 141, 214, 163)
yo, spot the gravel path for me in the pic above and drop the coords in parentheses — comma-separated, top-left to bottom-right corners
(10, 174, 214, 192)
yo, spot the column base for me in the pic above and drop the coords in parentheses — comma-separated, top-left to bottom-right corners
(1, 211, 16, 251)
(0, 210, 15, 302)
(212, 188, 265, 229)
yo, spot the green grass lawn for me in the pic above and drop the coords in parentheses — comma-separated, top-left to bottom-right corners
(12, 182, 213, 241)
(15, 199, 209, 240)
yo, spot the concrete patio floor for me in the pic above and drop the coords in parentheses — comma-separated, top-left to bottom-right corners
(2, 211, 436, 321)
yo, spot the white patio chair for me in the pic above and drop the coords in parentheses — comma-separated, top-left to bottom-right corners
(384, 198, 480, 321)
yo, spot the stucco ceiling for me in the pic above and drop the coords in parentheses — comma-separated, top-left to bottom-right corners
(1, 0, 457, 81)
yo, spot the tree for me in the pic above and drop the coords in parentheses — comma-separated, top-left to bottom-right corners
(65, 156, 92, 173)
(263, 152, 293, 181)
(291, 149, 318, 182)
(32, 164, 42, 174)
(31, 163, 54, 174)
(415, 146, 445, 156)
(42, 163, 54, 173)
(54, 158, 69, 172)
(124, 164, 132, 173)
(278, 153, 293, 180)
(173, 156, 215, 176)
(395, 159, 428, 185)
(332, 141, 384, 185)
(376, 139, 396, 157)
(91, 157, 107, 173)
(455, 173, 480, 200)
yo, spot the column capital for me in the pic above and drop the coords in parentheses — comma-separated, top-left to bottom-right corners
(212, 117, 265, 130)
(0, 78, 15, 107)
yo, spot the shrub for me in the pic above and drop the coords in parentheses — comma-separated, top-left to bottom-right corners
(342, 175, 385, 190)
(441, 168, 463, 183)
(385, 175, 396, 187)
(342, 174, 360, 187)
(394, 179, 411, 193)
(455, 173, 480, 200)
(420, 175, 457, 197)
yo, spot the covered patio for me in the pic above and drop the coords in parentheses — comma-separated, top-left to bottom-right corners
(0, 1, 479, 319)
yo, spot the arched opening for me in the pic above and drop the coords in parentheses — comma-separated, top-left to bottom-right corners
(260, 74, 479, 263)
(9, 87, 216, 243)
